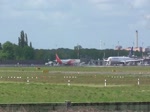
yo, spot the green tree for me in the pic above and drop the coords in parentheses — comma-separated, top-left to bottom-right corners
(20, 30, 25, 47)
(34, 49, 47, 60)
(74, 45, 82, 58)
(24, 33, 28, 46)
(18, 30, 28, 48)
(13, 45, 23, 60)
(29, 42, 32, 48)
(23, 46, 34, 60)
(0, 43, 2, 50)
(2, 41, 15, 60)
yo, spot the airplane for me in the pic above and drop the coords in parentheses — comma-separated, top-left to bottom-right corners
(104, 47, 143, 66)
(45, 61, 53, 66)
(55, 54, 80, 66)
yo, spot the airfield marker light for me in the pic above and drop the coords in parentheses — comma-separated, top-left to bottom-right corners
(138, 78, 140, 85)
(27, 79, 29, 82)
(68, 80, 70, 86)
(105, 79, 107, 87)
(68, 83, 70, 86)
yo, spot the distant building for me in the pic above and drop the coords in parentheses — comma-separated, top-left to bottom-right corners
(114, 45, 146, 52)
(145, 46, 150, 52)
(124, 47, 145, 52)
(133, 47, 143, 52)
(124, 47, 132, 51)
(115, 46, 122, 50)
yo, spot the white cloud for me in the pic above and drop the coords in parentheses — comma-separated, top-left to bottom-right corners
(128, 13, 150, 30)
(88, 0, 114, 11)
(129, 0, 149, 8)
(88, 0, 130, 17)
(124, 0, 150, 30)
(0, 0, 70, 21)
(25, 0, 47, 8)
(143, 14, 150, 29)
(144, 14, 150, 20)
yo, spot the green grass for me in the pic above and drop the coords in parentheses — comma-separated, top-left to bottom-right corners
(0, 83, 149, 103)
(1, 66, 150, 72)
(0, 66, 150, 103)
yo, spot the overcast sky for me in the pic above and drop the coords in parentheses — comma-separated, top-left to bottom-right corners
(0, 0, 150, 49)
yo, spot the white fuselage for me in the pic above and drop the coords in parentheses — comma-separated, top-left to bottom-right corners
(106, 56, 142, 65)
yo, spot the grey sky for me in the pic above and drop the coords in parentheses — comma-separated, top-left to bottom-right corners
(0, 0, 150, 49)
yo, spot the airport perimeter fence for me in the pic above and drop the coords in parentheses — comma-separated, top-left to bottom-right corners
(0, 60, 45, 66)
(0, 102, 149, 112)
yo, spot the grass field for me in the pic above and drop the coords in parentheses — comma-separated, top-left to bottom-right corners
(0, 66, 150, 103)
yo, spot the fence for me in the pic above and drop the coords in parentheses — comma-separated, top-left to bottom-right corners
(0, 102, 149, 112)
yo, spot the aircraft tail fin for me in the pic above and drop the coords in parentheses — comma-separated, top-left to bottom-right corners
(56, 54, 62, 64)
(128, 47, 133, 57)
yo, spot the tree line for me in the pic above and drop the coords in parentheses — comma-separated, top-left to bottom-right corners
(0, 30, 144, 61)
